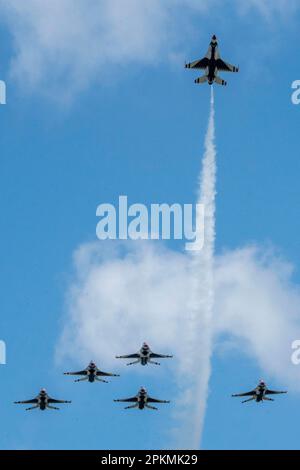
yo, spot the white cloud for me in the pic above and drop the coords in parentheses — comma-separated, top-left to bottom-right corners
(57, 240, 300, 447)
(0, 0, 298, 99)
(57, 240, 201, 449)
(214, 245, 300, 389)
(57, 241, 191, 368)
(236, 0, 299, 18)
(0, 0, 172, 99)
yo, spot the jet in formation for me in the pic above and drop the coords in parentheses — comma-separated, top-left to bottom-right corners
(14, 388, 71, 411)
(185, 35, 239, 86)
(116, 342, 173, 366)
(114, 387, 170, 410)
(64, 360, 120, 383)
(232, 380, 287, 403)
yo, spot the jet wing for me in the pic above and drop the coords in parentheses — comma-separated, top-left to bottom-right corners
(185, 57, 209, 70)
(96, 370, 120, 377)
(232, 390, 256, 397)
(116, 353, 140, 359)
(147, 397, 170, 404)
(265, 389, 287, 395)
(64, 369, 87, 376)
(150, 352, 173, 359)
(215, 58, 239, 73)
(114, 396, 138, 403)
(48, 398, 71, 404)
(14, 398, 38, 404)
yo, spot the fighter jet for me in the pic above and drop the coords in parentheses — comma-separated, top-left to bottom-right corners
(64, 360, 120, 383)
(185, 35, 239, 86)
(114, 387, 170, 410)
(14, 388, 71, 411)
(232, 380, 287, 403)
(116, 342, 173, 366)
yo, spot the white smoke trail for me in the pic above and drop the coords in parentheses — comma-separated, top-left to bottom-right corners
(177, 87, 216, 449)
(191, 86, 216, 446)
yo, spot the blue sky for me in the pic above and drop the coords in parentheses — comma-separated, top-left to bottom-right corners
(0, 0, 300, 450)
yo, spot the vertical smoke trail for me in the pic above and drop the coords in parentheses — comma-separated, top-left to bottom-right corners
(191, 86, 216, 446)
(176, 87, 216, 449)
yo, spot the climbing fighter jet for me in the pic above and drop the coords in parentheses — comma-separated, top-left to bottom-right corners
(64, 360, 120, 383)
(116, 342, 173, 366)
(14, 388, 71, 411)
(232, 380, 287, 403)
(185, 35, 239, 86)
(114, 387, 170, 410)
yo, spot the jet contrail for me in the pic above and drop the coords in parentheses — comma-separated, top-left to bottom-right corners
(176, 87, 216, 449)
(190, 86, 216, 447)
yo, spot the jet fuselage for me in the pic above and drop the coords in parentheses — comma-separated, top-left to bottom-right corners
(255, 386, 266, 402)
(207, 42, 218, 84)
(138, 391, 147, 409)
(87, 367, 97, 382)
(140, 347, 150, 365)
(38, 392, 48, 410)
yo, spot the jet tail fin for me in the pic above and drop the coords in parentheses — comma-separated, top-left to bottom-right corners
(194, 75, 208, 84)
(214, 76, 227, 86)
